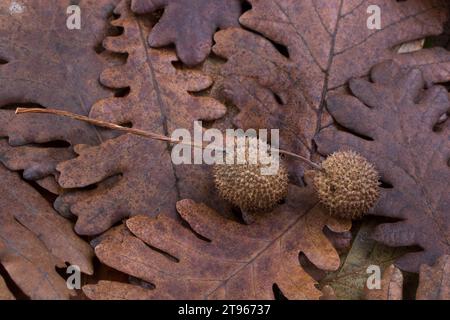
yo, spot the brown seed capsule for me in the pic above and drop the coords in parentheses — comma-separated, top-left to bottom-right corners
(313, 151, 380, 219)
(213, 136, 289, 213)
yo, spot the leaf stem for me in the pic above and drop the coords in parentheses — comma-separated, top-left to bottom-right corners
(15, 108, 322, 170)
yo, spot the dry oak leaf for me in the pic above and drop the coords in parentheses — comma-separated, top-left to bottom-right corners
(84, 281, 155, 300)
(130, 0, 242, 66)
(82, 186, 351, 300)
(55, 0, 226, 236)
(0, 139, 74, 182)
(315, 61, 450, 272)
(416, 254, 450, 300)
(213, 0, 450, 184)
(321, 220, 409, 300)
(0, 0, 120, 185)
(364, 265, 404, 300)
(0, 275, 14, 300)
(364, 255, 450, 300)
(0, 165, 94, 299)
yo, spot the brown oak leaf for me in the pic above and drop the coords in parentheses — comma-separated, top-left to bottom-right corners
(0, 165, 93, 299)
(84, 281, 154, 300)
(54, 0, 227, 235)
(364, 255, 449, 300)
(130, 0, 242, 66)
(213, 0, 450, 184)
(0, 0, 120, 185)
(0, 275, 14, 300)
(82, 186, 351, 300)
(364, 265, 404, 300)
(315, 61, 450, 272)
(416, 254, 449, 300)
(321, 220, 409, 300)
(0, 140, 74, 181)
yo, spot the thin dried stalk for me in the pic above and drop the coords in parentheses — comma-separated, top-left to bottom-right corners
(15, 108, 322, 170)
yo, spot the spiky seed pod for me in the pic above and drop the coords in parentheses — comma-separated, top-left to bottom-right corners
(213, 136, 289, 213)
(313, 151, 380, 219)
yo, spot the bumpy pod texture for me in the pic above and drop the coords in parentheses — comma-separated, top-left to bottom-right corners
(313, 151, 380, 219)
(213, 136, 289, 213)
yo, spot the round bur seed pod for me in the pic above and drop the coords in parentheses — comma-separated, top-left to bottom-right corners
(213, 136, 289, 213)
(313, 151, 380, 219)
